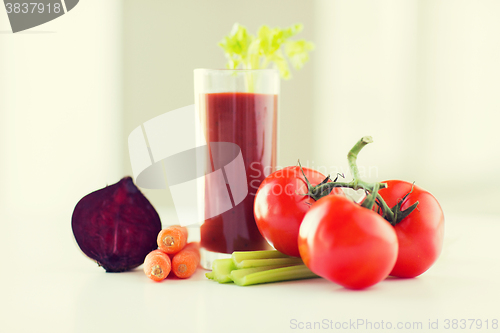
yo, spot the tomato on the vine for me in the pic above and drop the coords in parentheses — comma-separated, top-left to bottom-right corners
(298, 195, 398, 290)
(377, 180, 444, 278)
(254, 166, 342, 257)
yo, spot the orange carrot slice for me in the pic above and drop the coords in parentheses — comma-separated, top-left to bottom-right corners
(144, 250, 171, 282)
(157, 225, 188, 254)
(172, 242, 200, 278)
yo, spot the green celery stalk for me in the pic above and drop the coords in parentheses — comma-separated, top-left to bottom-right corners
(232, 250, 292, 264)
(235, 257, 303, 269)
(230, 264, 294, 283)
(211, 258, 236, 283)
(232, 264, 319, 286)
(206, 251, 319, 286)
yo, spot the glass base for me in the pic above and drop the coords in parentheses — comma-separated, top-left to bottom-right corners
(200, 247, 232, 270)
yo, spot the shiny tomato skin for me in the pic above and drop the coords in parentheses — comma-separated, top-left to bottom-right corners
(254, 166, 341, 257)
(378, 180, 444, 278)
(298, 195, 398, 290)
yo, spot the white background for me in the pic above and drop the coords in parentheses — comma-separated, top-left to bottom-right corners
(1, 1, 499, 332)
(1, 0, 499, 216)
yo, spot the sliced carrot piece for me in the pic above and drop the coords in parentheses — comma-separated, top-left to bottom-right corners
(144, 250, 171, 282)
(172, 242, 200, 278)
(157, 225, 188, 254)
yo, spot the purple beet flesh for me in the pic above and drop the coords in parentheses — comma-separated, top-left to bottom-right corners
(72, 177, 162, 272)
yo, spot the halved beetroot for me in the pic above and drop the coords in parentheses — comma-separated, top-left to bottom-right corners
(72, 177, 161, 272)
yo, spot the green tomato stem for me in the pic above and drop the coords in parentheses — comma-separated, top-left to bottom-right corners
(312, 181, 386, 194)
(375, 193, 396, 222)
(307, 136, 396, 223)
(345, 136, 396, 221)
(347, 136, 373, 182)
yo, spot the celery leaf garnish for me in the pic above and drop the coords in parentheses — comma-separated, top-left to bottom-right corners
(219, 23, 314, 79)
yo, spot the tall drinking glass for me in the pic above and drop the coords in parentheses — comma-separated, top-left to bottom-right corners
(194, 69, 279, 269)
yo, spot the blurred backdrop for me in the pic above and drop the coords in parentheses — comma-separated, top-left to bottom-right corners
(1, 0, 499, 225)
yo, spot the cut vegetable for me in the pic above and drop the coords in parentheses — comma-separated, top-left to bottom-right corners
(235, 257, 303, 269)
(211, 258, 236, 283)
(232, 265, 318, 286)
(171, 242, 200, 279)
(206, 250, 319, 286)
(144, 250, 171, 282)
(72, 177, 162, 272)
(232, 250, 292, 264)
(157, 225, 188, 254)
(229, 264, 296, 284)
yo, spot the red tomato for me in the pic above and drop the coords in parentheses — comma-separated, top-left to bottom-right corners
(377, 180, 444, 278)
(298, 195, 398, 290)
(254, 166, 342, 257)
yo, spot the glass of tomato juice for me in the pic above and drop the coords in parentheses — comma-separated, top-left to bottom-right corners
(194, 69, 279, 269)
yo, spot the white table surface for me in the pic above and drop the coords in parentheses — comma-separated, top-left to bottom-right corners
(1, 212, 499, 333)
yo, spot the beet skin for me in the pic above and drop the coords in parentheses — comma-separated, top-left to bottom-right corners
(72, 177, 162, 272)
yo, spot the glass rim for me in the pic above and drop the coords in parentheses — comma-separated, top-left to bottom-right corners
(194, 68, 279, 74)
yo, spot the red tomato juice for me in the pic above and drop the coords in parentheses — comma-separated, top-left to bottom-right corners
(200, 92, 277, 253)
